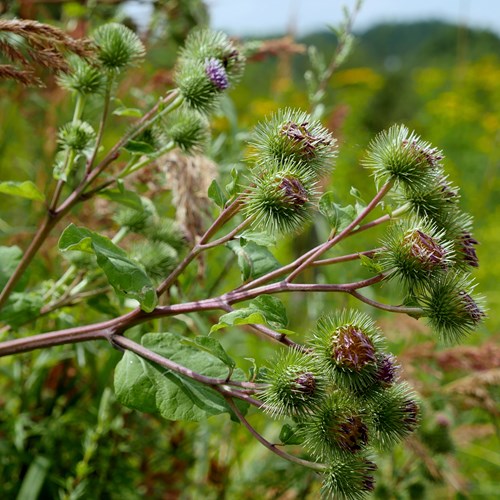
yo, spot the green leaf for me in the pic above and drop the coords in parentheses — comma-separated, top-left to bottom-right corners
(227, 240, 280, 282)
(99, 182, 143, 210)
(210, 295, 288, 333)
(0, 246, 23, 290)
(59, 224, 157, 312)
(319, 191, 356, 233)
(0, 292, 43, 328)
(239, 231, 276, 247)
(181, 336, 236, 372)
(0, 181, 45, 201)
(123, 140, 156, 154)
(279, 424, 303, 445)
(113, 106, 142, 117)
(207, 179, 227, 208)
(114, 332, 248, 422)
(225, 167, 240, 196)
(87, 294, 121, 317)
(359, 253, 383, 273)
(16, 455, 50, 500)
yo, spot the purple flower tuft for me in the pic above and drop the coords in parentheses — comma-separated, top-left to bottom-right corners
(279, 177, 309, 206)
(205, 57, 229, 90)
(405, 229, 447, 269)
(332, 326, 376, 371)
(376, 353, 399, 385)
(294, 371, 316, 395)
(458, 231, 479, 267)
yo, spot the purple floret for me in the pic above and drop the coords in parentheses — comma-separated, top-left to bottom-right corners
(205, 57, 229, 90)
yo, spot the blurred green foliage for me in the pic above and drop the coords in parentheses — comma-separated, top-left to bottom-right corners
(0, 3, 499, 499)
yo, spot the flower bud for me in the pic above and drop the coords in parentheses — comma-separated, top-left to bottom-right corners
(93, 23, 145, 72)
(57, 120, 96, 154)
(166, 108, 209, 153)
(57, 56, 104, 95)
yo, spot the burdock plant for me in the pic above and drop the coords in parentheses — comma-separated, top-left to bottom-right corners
(0, 14, 485, 500)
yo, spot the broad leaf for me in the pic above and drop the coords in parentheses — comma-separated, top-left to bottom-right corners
(181, 336, 236, 372)
(207, 179, 227, 208)
(123, 140, 156, 154)
(0, 246, 23, 290)
(0, 181, 45, 201)
(279, 423, 303, 445)
(113, 106, 142, 117)
(114, 332, 248, 422)
(225, 167, 241, 196)
(210, 295, 289, 333)
(59, 224, 157, 312)
(99, 181, 143, 210)
(359, 253, 383, 273)
(239, 231, 276, 247)
(227, 240, 280, 282)
(319, 191, 356, 233)
(0, 292, 43, 328)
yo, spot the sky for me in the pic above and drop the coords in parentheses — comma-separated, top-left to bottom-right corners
(207, 0, 500, 36)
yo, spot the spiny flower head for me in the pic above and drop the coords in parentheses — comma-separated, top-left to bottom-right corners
(250, 108, 337, 178)
(57, 55, 104, 95)
(179, 29, 244, 83)
(379, 217, 454, 291)
(362, 124, 443, 192)
(57, 120, 96, 154)
(299, 393, 369, 459)
(244, 158, 318, 234)
(322, 453, 377, 500)
(418, 272, 485, 343)
(311, 310, 385, 391)
(259, 348, 326, 418)
(396, 174, 460, 230)
(175, 29, 244, 112)
(93, 23, 145, 72)
(165, 108, 209, 153)
(365, 382, 420, 450)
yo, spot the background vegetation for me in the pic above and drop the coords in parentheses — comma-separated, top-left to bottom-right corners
(0, 1, 498, 498)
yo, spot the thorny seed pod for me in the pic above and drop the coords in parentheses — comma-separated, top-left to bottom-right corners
(363, 124, 443, 192)
(260, 349, 326, 418)
(299, 394, 368, 459)
(419, 272, 485, 342)
(379, 217, 454, 291)
(244, 159, 317, 234)
(311, 310, 385, 391)
(321, 452, 377, 500)
(366, 382, 421, 450)
(250, 108, 337, 177)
